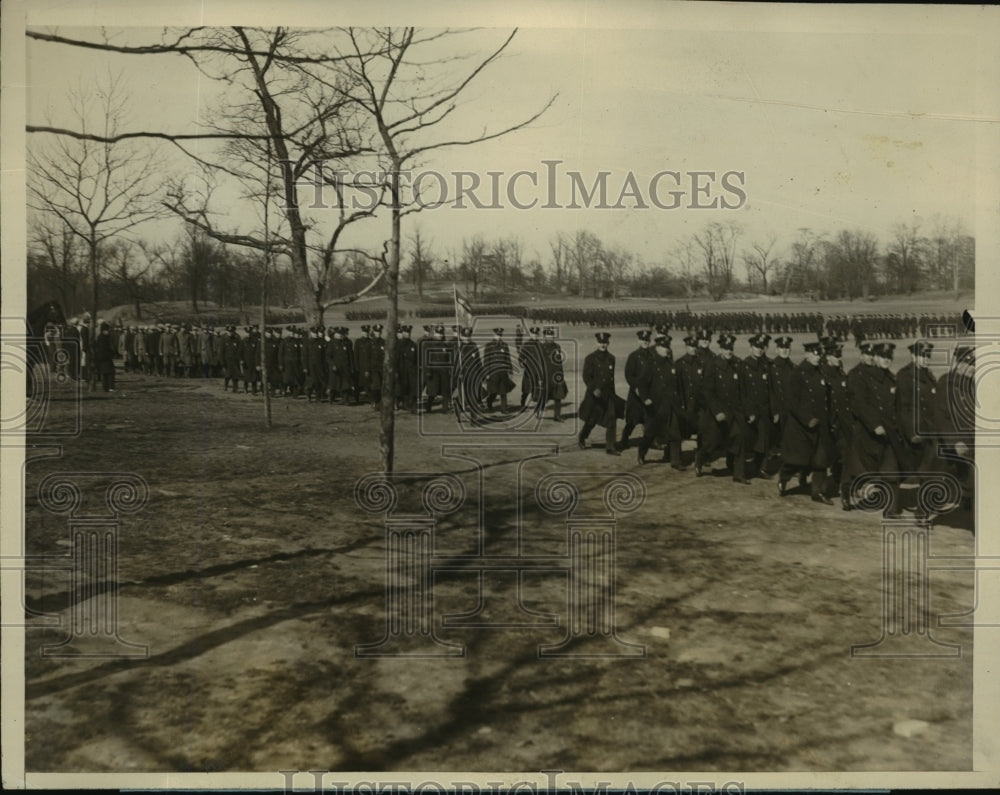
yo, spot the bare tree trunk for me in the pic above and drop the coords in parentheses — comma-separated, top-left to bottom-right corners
(261, 265, 272, 428)
(379, 169, 401, 476)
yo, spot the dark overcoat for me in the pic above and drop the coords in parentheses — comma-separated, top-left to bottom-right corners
(781, 360, 829, 468)
(578, 348, 623, 427)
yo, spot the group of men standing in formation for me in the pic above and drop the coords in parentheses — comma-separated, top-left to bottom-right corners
(574, 327, 975, 516)
(524, 307, 964, 344)
(45, 313, 976, 516)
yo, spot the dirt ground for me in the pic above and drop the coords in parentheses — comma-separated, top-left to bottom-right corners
(20, 322, 975, 774)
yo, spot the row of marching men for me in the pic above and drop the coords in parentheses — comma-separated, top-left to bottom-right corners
(583, 329, 974, 515)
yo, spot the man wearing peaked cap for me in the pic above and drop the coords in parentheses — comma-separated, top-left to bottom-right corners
(420, 322, 453, 414)
(519, 325, 544, 410)
(674, 333, 702, 443)
(743, 332, 776, 479)
(483, 328, 515, 413)
(697, 330, 749, 482)
(395, 323, 419, 412)
(619, 330, 655, 450)
(578, 332, 623, 455)
(454, 324, 484, 419)
(845, 335, 904, 515)
(821, 336, 852, 503)
(777, 340, 832, 503)
(896, 340, 939, 475)
(537, 326, 568, 421)
(635, 333, 685, 467)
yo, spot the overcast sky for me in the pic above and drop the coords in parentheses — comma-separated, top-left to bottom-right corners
(19, 2, 999, 271)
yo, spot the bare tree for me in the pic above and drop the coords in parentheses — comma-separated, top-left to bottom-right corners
(824, 229, 880, 300)
(28, 27, 386, 325)
(694, 221, 742, 301)
(670, 238, 699, 298)
(567, 230, 603, 297)
(408, 226, 435, 298)
(28, 72, 165, 338)
(461, 235, 489, 298)
(104, 239, 153, 320)
(339, 27, 556, 473)
(29, 216, 84, 313)
(742, 233, 778, 294)
(549, 233, 568, 292)
(782, 228, 822, 299)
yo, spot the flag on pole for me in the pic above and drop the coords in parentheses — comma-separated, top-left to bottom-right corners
(454, 284, 474, 330)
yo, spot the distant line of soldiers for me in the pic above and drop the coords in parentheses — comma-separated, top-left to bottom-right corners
(525, 307, 966, 341)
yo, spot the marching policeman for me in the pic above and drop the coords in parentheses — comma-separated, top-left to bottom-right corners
(847, 342, 904, 516)
(778, 341, 831, 503)
(742, 333, 774, 479)
(578, 331, 622, 455)
(619, 329, 655, 450)
(821, 337, 852, 506)
(519, 326, 543, 409)
(395, 325, 420, 412)
(896, 341, 939, 473)
(636, 334, 685, 468)
(421, 325, 453, 413)
(538, 327, 569, 421)
(697, 334, 749, 483)
(483, 328, 516, 412)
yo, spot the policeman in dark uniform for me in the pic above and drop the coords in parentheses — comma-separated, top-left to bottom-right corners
(395, 325, 420, 412)
(578, 331, 622, 455)
(742, 333, 774, 479)
(454, 326, 484, 417)
(673, 335, 702, 444)
(697, 334, 748, 483)
(847, 342, 903, 516)
(421, 325, 453, 413)
(619, 329, 654, 450)
(778, 341, 832, 503)
(538, 327, 569, 421)
(636, 334, 685, 468)
(821, 337, 851, 504)
(519, 326, 543, 409)
(896, 341, 939, 473)
(483, 328, 515, 412)
(368, 324, 386, 409)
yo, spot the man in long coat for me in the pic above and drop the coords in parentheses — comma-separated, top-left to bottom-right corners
(454, 326, 484, 417)
(222, 326, 244, 392)
(619, 329, 655, 450)
(242, 326, 263, 395)
(896, 341, 940, 473)
(518, 326, 544, 409)
(578, 331, 622, 455)
(483, 328, 516, 413)
(538, 327, 569, 421)
(92, 321, 117, 392)
(421, 325, 453, 413)
(697, 334, 749, 483)
(846, 341, 904, 515)
(395, 325, 420, 412)
(326, 327, 355, 404)
(821, 337, 852, 506)
(933, 344, 975, 511)
(635, 334, 684, 467)
(742, 333, 775, 478)
(778, 341, 832, 503)
(768, 336, 796, 467)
